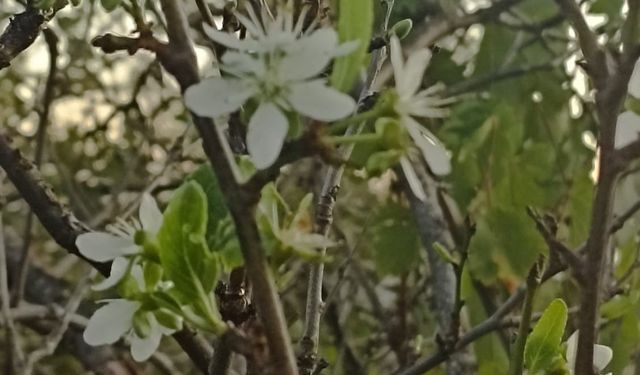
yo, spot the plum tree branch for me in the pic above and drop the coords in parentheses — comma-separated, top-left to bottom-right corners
(156, 1, 298, 373)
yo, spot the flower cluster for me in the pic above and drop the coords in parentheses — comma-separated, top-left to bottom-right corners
(77, 194, 178, 361)
(185, 5, 357, 169)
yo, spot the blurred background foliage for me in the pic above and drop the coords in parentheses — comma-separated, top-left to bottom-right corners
(1, 0, 640, 374)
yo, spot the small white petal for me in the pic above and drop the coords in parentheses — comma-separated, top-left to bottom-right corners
(130, 264, 146, 291)
(92, 257, 130, 291)
(221, 52, 267, 76)
(398, 49, 431, 97)
(287, 80, 356, 121)
(130, 315, 163, 362)
(202, 23, 259, 51)
(404, 117, 451, 176)
(279, 28, 339, 81)
(593, 344, 613, 371)
(139, 194, 163, 234)
(566, 331, 579, 369)
(615, 111, 640, 149)
(389, 36, 405, 89)
(76, 232, 138, 262)
(83, 300, 139, 346)
(184, 78, 254, 118)
(332, 40, 360, 57)
(400, 156, 427, 201)
(247, 102, 289, 169)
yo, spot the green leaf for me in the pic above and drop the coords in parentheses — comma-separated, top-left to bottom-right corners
(615, 237, 638, 279)
(100, 0, 122, 11)
(469, 207, 545, 283)
(569, 172, 593, 247)
(607, 312, 640, 374)
(433, 242, 458, 265)
(524, 299, 568, 374)
(157, 182, 213, 301)
(371, 203, 420, 275)
(330, 0, 373, 93)
(590, 0, 624, 18)
(188, 164, 229, 235)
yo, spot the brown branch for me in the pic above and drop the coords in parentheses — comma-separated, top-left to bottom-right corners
(0, 132, 214, 372)
(568, 2, 640, 372)
(396, 259, 567, 375)
(155, 1, 298, 374)
(0, 7, 45, 70)
(553, 0, 608, 88)
(526, 207, 585, 283)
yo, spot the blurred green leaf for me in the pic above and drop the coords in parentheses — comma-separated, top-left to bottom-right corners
(330, 0, 373, 92)
(607, 312, 639, 374)
(100, 0, 122, 11)
(371, 203, 420, 275)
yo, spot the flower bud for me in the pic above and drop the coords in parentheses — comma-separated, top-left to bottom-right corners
(389, 19, 413, 40)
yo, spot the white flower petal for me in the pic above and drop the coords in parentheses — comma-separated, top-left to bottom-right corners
(202, 23, 259, 51)
(221, 52, 266, 76)
(247, 102, 289, 169)
(279, 28, 339, 81)
(76, 232, 138, 262)
(139, 194, 162, 234)
(332, 40, 360, 57)
(593, 344, 613, 371)
(566, 331, 579, 368)
(83, 300, 139, 346)
(398, 49, 431, 97)
(404, 117, 451, 176)
(287, 80, 356, 121)
(389, 36, 405, 89)
(400, 156, 427, 201)
(615, 111, 640, 149)
(92, 257, 130, 291)
(130, 328, 162, 362)
(130, 263, 146, 291)
(565, 331, 613, 373)
(184, 78, 254, 118)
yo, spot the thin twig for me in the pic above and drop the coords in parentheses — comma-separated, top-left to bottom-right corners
(0, 214, 25, 373)
(22, 269, 93, 375)
(298, 2, 395, 373)
(13, 27, 59, 306)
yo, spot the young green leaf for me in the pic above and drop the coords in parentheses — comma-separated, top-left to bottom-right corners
(157, 182, 211, 301)
(330, 0, 373, 93)
(524, 299, 568, 374)
(100, 0, 122, 11)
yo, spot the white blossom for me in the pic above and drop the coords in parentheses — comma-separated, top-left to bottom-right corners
(76, 194, 162, 289)
(185, 6, 357, 169)
(388, 35, 453, 181)
(565, 330, 612, 375)
(83, 265, 175, 362)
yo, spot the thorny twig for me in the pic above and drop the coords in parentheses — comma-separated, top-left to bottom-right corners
(297, 1, 396, 373)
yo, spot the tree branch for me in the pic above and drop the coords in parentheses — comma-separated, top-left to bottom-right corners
(0, 6, 44, 70)
(553, 0, 608, 88)
(155, 1, 298, 373)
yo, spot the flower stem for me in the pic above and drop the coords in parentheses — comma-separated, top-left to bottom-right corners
(327, 133, 380, 145)
(330, 107, 384, 135)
